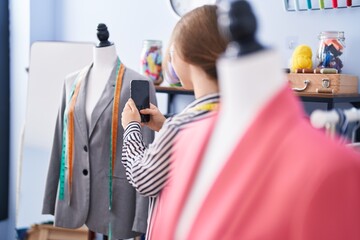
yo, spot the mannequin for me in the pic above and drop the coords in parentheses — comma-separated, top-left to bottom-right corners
(175, 1, 286, 236)
(42, 23, 156, 239)
(149, 1, 360, 239)
(204, 1, 282, 162)
(86, 23, 118, 124)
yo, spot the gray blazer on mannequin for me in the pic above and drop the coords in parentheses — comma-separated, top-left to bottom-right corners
(42, 61, 156, 239)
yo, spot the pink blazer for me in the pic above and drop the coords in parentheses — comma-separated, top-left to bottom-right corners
(150, 86, 360, 240)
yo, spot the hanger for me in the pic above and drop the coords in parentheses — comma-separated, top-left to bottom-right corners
(310, 107, 360, 140)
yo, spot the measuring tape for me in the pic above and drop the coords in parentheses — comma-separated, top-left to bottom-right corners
(59, 67, 87, 202)
(190, 102, 219, 112)
(58, 59, 125, 239)
(109, 60, 124, 210)
(108, 60, 125, 238)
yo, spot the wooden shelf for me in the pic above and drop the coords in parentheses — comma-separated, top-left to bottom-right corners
(155, 86, 194, 114)
(155, 86, 360, 111)
(155, 86, 360, 140)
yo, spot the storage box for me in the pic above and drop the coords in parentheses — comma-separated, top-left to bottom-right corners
(287, 73, 358, 95)
(26, 224, 88, 240)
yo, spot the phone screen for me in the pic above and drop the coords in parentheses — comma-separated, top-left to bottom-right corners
(130, 80, 150, 122)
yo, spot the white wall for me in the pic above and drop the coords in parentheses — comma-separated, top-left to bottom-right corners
(53, 0, 360, 79)
(55, 0, 179, 72)
(30, 0, 56, 43)
(250, 1, 360, 82)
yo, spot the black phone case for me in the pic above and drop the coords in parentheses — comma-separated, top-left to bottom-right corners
(130, 80, 150, 122)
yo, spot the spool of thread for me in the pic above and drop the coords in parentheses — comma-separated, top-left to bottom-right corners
(295, 68, 314, 73)
(347, 0, 352, 7)
(313, 68, 338, 74)
(320, 68, 338, 74)
(294, 0, 300, 11)
(307, 0, 312, 9)
(332, 0, 338, 8)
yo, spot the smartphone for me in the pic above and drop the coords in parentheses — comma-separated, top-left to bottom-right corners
(130, 80, 150, 122)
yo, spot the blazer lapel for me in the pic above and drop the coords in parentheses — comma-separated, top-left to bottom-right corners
(88, 61, 119, 138)
(74, 64, 92, 140)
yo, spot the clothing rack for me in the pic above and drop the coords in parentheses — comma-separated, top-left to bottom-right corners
(311, 107, 360, 127)
(350, 142, 360, 151)
(310, 107, 360, 141)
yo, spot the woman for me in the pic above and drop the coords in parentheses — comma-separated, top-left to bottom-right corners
(121, 5, 228, 238)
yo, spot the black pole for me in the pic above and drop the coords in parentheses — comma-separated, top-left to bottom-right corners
(0, 0, 10, 221)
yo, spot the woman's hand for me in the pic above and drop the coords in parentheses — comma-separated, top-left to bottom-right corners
(140, 103, 166, 132)
(122, 98, 141, 129)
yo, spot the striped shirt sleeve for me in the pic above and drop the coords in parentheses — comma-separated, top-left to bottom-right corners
(122, 120, 179, 197)
(121, 93, 220, 200)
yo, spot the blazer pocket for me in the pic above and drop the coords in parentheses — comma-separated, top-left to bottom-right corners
(104, 171, 127, 180)
(103, 171, 135, 196)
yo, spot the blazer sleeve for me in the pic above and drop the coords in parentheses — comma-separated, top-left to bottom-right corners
(132, 192, 149, 233)
(42, 83, 66, 215)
